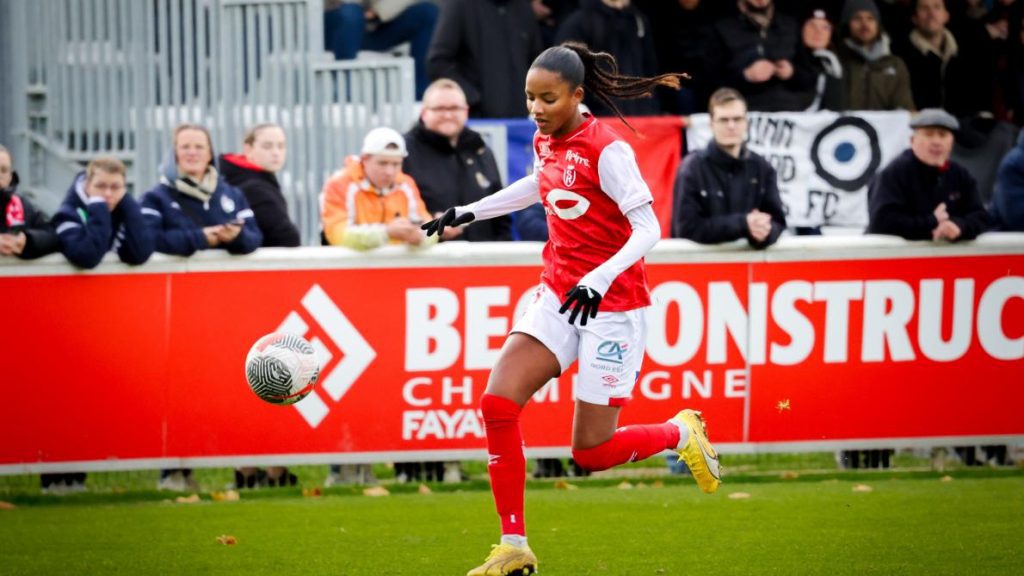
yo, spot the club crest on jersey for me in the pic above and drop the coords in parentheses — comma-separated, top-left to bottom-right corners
(562, 164, 577, 188)
(564, 150, 590, 167)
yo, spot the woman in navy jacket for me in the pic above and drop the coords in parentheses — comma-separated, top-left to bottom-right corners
(52, 157, 154, 269)
(141, 123, 262, 256)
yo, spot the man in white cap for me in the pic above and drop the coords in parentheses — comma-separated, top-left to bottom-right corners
(321, 126, 436, 249)
(867, 108, 991, 241)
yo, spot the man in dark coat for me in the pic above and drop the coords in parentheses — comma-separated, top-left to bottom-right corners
(402, 78, 511, 242)
(555, 0, 660, 116)
(705, 0, 806, 112)
(894, 0, 994, 118)
(427, 0, 543, 118)
(867, 108, 991, 241)
(672, 88, 787, 248)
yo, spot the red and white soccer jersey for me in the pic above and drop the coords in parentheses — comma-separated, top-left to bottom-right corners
(534, 114, 653, 311)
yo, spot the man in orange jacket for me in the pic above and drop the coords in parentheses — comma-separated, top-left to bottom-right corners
(321, 127, 436, 249)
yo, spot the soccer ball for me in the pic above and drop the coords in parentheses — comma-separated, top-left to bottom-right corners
(244, 332, 321, 405)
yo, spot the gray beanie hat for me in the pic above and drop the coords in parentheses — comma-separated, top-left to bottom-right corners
(841, 0, 881, 26)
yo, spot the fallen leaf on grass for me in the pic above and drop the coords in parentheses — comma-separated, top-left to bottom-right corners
(174, 494, 201, 504)
(553, 480, 578, 490)
(210, 490, 240, 502)
(852, 484, 873, 492)
(0, 501, 16, 510)
(728, 492, 751, 500)
(780, 471, 799, 480)
(215, 535, 237, 546)
(650, 480, 664, 488)
(302, 487, 322, 498)
(418, 483, 432, 495)
(362, 486, 390, 497)
(940, 475, 954, 482)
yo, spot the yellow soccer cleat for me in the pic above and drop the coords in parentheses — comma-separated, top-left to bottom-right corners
(672, 409, 721, 494)
(466, 543, 539, 576)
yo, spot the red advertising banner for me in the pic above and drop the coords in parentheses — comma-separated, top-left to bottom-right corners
(1, 245, 1021, 472)
(748, 256, 1024, 444)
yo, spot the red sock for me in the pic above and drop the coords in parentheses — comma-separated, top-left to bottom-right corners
(571, 423, 681, 472)
(481, 393, 527, 536)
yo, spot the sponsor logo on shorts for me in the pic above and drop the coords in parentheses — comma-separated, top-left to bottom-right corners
(596, 340, 627, 364)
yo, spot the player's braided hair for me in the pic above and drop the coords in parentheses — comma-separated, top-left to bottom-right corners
(531, 42, 688, 132)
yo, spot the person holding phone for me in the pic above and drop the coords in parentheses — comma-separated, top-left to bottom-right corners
(219, 123, 302, 247)
(141, 123, 262, 257)
(0, 144, 58, 260)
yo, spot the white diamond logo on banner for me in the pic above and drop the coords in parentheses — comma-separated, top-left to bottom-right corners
(275, 284, 376, 428)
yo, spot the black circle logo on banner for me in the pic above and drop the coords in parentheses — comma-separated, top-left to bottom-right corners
(810, 117, 882, 191)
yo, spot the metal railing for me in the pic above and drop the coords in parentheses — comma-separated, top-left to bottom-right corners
(4, 0, 416, 245)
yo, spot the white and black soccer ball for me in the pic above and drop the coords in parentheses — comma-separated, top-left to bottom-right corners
(245, 332, 321, 405)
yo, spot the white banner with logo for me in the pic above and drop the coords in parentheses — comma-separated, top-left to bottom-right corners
(686, 111, 913, 228)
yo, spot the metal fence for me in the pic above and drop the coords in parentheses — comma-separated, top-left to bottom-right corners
(3, 0, 416, 245)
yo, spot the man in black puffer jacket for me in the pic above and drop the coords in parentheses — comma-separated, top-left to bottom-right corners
(403, 79, 511, 242)
(672, 88, 787, 248)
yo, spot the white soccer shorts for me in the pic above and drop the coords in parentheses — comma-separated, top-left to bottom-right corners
(511, 283, 647, 407)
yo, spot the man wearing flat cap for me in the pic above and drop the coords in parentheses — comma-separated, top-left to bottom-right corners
(867, 108, 991, 241)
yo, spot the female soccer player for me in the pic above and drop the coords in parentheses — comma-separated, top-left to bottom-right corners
(422, 42, 721, 576)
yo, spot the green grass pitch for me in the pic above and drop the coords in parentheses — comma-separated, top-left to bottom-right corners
(1, 474, 1022, 575)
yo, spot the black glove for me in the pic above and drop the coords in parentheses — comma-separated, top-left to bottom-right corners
(559, 285, 602, 326)
(421, 207, 475, 237)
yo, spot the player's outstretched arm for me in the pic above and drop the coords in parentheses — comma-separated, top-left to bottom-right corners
(421, 174, 540, 237)
(422, 208, 476, 238)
